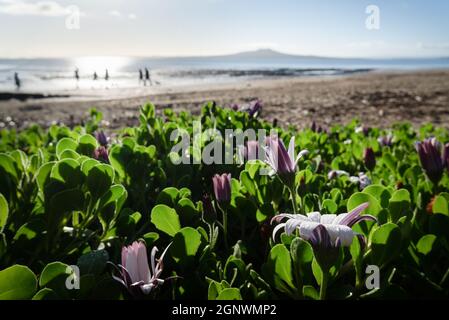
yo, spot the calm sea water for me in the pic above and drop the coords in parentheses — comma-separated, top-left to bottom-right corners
(0, 56, 448, 93)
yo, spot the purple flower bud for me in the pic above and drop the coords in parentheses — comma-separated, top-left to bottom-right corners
(95, 130, 109, 147)
(93, 146, 109, 163)
(363, 127, 370, 136)
(212, 173, 231, 204)
(363, 147, 376, 171)
(415, 138, 445, 184)
(327, 170, 349, 180)
(244, 140, 259, 161)
(112, 241, 171, 296)
(355, 126, 370, 136)
(264, 135, 308, 188)
(311, 121, 324, 133)
(231, 103, 239, 111)
(248, 100, 262, 118)
(378, 134, 393, 147)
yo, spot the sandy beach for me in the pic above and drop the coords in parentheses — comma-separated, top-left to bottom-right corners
(1, 69, 449, 131)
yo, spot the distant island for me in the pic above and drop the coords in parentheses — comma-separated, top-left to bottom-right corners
(154, 48, 449, 63)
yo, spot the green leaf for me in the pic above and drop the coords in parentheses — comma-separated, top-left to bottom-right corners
(77, 250, 109, 276)
(0, 193, 8, 232)
(416, 234, 437, 256)
(262, 244, 295, 295)
(216, 288, 242, 300)
(13, 218, 46, 248)
(77, 134, 98, 156)
(0, 265, 37, 300)
(39, 262, 73, 298)
(50, 159, 83, 188)
(350, 237, 363, 288)
(388, 189, 411, 222)
(347, 192, 382, 216)
(10, 150, 28, 172)
(363, 185, 392, 208)
(171, 227, 202, 263)
(109, 144, 133, 178)
(240, 170, 257, 196)
(432, 195, 449, 216)
(39, 262, 70, 287)
(80, 158, 99, 176)
(321, 199, 337, 214)
(369, 223, 402, 266)
(151, 204, 181, 237)
(86, 164, 114, 200)
(142, 232, 159, 248)
(56, 137, 78, 159)
(156, 187, 180, 207)
(303, 285, 319, 300)
(208, 280, 224, 300)
(0, 153, 19, 183)
(48, 189, 85, 232)
(35, 161, 55, 192)
(59, 149, 80, 160)
(177, 198, 198, 225)
(290, 237, 313, 267)
(381, 151, 397, 173)
(32, 288, 58, 300)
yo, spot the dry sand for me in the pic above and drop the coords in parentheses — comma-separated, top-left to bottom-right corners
(1, 69, 449, 131)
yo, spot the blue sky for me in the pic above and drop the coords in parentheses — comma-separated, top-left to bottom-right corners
(0, 0, 448, 58)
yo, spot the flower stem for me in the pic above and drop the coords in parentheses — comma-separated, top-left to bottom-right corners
(319, 271, 328, 300)
(222, 206, 229, 251)
(289, 186, 299, 214)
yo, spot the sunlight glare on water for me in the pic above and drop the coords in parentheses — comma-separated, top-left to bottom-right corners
(72, 56, 130, 74)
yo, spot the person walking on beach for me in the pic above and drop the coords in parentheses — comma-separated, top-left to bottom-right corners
(105, 69, 109, 81)
(93, 72, 98, 81)
(145, 67, 152, 86)
(139, 69, 143, 85)
(14, 72, 21, 90)
(74, 68, 80, 89)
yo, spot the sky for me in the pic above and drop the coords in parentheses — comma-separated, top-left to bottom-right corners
(0, 0, 448, 58)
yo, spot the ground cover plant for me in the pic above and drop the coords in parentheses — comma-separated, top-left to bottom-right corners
(0, 102, 449, 300)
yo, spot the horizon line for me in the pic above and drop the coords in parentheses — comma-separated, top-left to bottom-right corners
(0, 48, 448, 60)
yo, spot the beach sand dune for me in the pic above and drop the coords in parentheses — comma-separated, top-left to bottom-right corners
(1, 70, 449, 130)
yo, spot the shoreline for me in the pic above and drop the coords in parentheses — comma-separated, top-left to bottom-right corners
(1, 69, 449, 130)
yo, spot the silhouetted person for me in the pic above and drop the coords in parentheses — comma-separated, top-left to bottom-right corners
(93, 72, 98, 80)
(105, 69, 109, 81)
(14, 72, 21, 90)
(145, 67, 152, 86)
(139, 69, 143, 84)
(74, 68, 80, 89)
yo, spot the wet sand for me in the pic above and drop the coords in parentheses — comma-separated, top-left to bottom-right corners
(1, 69, 449, 130)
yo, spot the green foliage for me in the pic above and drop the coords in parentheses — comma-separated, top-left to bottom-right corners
(0, 102, 448, 300)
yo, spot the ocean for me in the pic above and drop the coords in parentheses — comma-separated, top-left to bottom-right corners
(1, 55, 448, 93)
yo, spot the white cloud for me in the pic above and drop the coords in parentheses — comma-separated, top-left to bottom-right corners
(417, 42, 449, 50)
(108, 10, 121, 18)
(346, 41, 386, 48)
(109, 10, 137, 20)
(0, 0, 74, 16)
